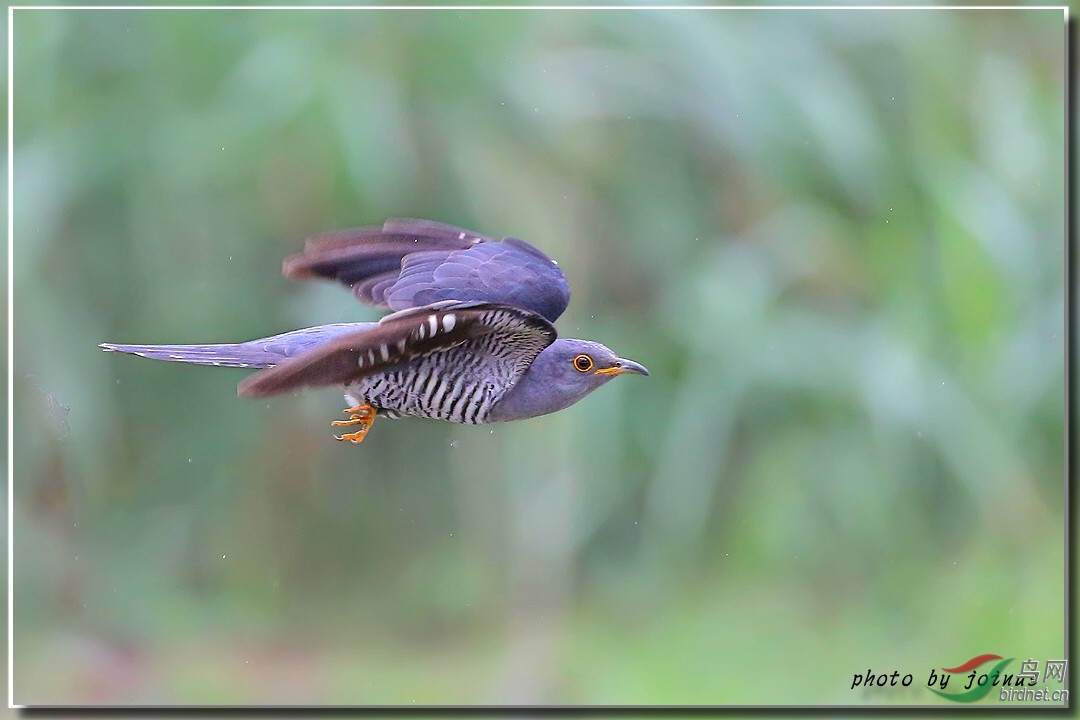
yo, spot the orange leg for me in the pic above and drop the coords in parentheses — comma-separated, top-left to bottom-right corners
(331, 404, 377, 444)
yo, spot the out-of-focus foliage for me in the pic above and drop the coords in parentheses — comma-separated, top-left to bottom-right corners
(11, 7, 1064, 705)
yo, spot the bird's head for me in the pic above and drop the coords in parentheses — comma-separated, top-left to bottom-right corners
(543, 338, 649, 385)
(489, 338, 648, 422)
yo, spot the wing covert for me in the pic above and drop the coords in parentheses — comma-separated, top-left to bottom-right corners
(237, 302, 556, 398)
(282, 219, 571, 323)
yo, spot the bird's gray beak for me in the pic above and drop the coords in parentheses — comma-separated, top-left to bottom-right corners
(596, 358, 649, 377)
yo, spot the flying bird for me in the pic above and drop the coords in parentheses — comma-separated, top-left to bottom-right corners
(101, 218, 649, 444)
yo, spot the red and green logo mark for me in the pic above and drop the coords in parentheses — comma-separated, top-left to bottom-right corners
(928, 654, 1015, 702)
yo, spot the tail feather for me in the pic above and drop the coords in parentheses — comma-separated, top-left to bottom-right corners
(100, 323, 377, 371)
(98, 342, 280, 369)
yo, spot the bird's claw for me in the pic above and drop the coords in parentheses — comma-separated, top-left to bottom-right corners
(332, 404, 376, 444)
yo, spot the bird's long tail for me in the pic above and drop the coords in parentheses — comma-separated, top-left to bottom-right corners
(100, 323, 375, 370)
(98, 342, 281, 369)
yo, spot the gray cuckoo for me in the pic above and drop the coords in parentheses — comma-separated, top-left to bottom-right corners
(101, 219, 649, 444)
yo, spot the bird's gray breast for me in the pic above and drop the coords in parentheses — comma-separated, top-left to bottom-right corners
(345, 333, 533, 424)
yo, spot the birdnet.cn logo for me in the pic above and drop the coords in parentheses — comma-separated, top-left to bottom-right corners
(850, 654, 1069, 704)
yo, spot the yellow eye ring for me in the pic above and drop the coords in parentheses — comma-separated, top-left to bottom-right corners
(573, 354, 594, 373)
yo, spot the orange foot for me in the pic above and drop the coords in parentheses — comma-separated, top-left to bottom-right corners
(331, 404, 377, 444)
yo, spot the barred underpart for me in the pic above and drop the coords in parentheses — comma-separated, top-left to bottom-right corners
(348, 319, 548, 424)
(238, 302, 556, 410)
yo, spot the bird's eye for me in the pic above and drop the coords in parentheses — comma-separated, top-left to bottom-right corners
(573, 354, 594, 372)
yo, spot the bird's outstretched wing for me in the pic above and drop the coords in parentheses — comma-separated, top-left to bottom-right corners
(237, 301, 556, 397)
(282, 218, 571, 323)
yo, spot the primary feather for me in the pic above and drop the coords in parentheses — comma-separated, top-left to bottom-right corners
(282, 218, 571, 323)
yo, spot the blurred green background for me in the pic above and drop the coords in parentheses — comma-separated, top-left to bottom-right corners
(11, 6, 1065, 706)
